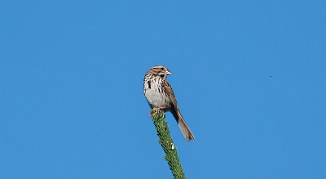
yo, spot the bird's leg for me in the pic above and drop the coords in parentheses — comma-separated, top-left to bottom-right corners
(150, 108, 160, 119)
(149, 109, 154, 119)
(150, 106, 168, 119)
(156, 106, 168, 116)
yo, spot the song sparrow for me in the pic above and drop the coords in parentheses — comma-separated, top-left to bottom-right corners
(143, 65, 195, 141)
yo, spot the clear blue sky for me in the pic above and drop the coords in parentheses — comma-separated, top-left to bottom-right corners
(0, 1, 325, 179)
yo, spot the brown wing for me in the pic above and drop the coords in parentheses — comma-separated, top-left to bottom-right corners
(163, 79, 178, 109)
(163, 79, 195, 141)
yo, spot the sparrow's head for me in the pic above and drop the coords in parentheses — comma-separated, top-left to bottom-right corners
(147, 65, 171, 78)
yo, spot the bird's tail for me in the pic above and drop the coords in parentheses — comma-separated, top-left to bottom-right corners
(172, 109, 195, 142)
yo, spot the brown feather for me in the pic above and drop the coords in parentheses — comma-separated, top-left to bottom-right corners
(163, 80, 195, 141)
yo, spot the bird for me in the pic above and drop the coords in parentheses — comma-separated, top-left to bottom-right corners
(143, 65, 195, 141)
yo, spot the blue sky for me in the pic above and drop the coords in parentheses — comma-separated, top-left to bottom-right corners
(0, 0, 325, 178)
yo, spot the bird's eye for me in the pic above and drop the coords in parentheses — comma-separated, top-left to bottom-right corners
(161, 68, 164, 70)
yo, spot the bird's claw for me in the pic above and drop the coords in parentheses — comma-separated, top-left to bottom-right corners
(150, 107, 164, 119)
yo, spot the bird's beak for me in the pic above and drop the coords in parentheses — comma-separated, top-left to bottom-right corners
(166, 71, 172, 75)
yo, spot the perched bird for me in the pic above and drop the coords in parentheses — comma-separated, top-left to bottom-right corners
(143, 65, 195, 141)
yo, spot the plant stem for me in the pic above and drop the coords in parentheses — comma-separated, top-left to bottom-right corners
(151, 108, 186, 179)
